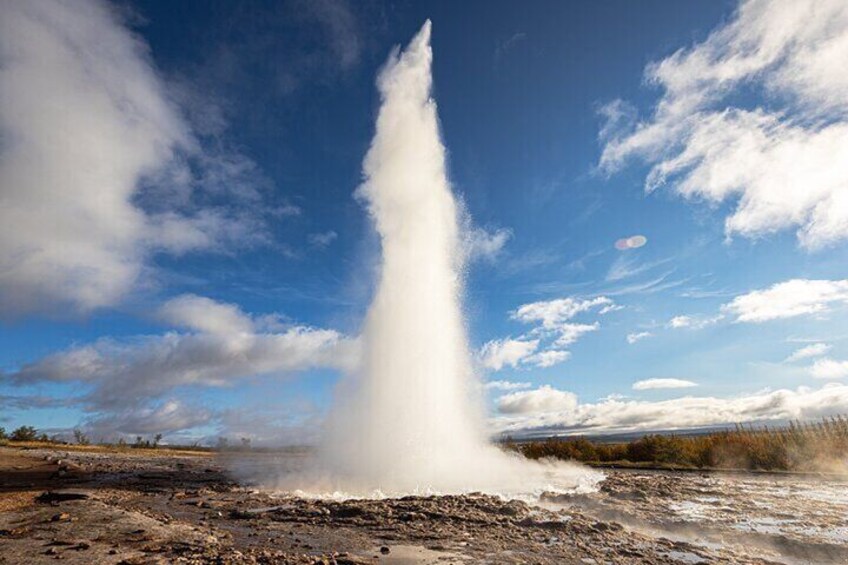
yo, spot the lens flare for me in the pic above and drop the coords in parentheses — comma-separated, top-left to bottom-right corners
(615, 234, 647, 250)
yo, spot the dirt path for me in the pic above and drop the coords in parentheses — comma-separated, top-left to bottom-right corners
(1, 446, 844, 564)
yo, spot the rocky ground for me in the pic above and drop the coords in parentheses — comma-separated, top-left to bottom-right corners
(1, 446, 846, 564)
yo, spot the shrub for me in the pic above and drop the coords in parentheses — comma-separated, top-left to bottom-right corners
(10, 425, 38, 442)
(514, 416, 848, 472)
(73, 428, 90, 445)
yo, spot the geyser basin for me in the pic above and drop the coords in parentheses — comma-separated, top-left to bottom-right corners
(279, 21, 601, 499)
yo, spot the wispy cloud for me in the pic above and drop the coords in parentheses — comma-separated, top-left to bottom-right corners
(627, 331, 653, 344)
(463, 226, 512, 262)
(666, 314, 723, 330)
(525, 350, 571, 368)
(785, 343, 831, 363)
(308, 231, 338, 248)
(494, 32, 527, 67)
(600, 0, 848, 250)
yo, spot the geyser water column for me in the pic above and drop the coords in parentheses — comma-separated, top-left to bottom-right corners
(320, 21, 599, 497)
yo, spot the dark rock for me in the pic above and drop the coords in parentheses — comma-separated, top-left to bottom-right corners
(37, 492, 89, 504)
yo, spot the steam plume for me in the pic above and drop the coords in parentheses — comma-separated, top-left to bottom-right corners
(316, 22, 596, 496)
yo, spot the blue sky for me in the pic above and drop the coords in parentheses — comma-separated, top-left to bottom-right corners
(2, 0, 848, 442)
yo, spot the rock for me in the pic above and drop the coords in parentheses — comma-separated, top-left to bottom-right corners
(50, 513, 71, 522)
(380, 546, 390, 554)
(37, 492, 89, 504)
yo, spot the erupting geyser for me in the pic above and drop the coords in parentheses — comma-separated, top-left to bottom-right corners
(314, 21, 598, 497)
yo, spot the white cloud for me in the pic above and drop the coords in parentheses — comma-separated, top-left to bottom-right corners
(600, 0, 848, 250)
(484, 380, 532, 392)
(785, 342, 831, 363)
(722, 279, 848, 322)
(84, 400, 213, 437)
(479, 338, 539, 371)
(481, 296, 613, 368)
(627, 331, 653, 344)
(599, 303, 624, 315)
(513, 296, 612, 329)
(493, 383, 848, 435)
(668, 315, 692, 328)
(309, 231, 338, 248)
(158, 294, 255, 335)
(667, 313, 724, 329)
(632, 378, 698, 390)
(551, 323, 599, 347)
(0, 0, 269, 317)
(463, 226, 512, 262)
(9, 295, 357, 412)
(809, 358, 848, 380)
(526, 350, 571, 368)
(497, 385, 578, 415)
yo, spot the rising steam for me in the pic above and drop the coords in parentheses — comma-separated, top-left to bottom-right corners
(302, 22, 597, 498)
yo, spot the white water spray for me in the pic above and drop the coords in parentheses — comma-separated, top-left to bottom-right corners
(299, 21, 598, 498)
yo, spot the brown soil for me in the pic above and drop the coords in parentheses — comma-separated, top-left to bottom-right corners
(1, 446, 845, 564)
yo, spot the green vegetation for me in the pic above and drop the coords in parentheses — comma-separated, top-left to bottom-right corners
(511, 417, 848, 473)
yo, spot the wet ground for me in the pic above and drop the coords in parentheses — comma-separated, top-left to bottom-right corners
(1, 446, 846, 564)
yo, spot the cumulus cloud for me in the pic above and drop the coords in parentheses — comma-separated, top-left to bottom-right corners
(627, 331, 653, 344)
(809, 358, 848, 380)
(158, 294, 256, 335)
(600, 0, 848, 250)
(785, 343, 831, 363)
(497, 385, 579, 415)
(479, 338, 539, 371)
(632, 378, 698, 390)
(480, 296, 614, 371)
(513, 296, 613, 329)
(0, 0, 270, 317)
(722, 279, 848, 322)
(494, 383, 848, 435)
(8, 295, 357, 416)
(483, 380, 532, 391)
